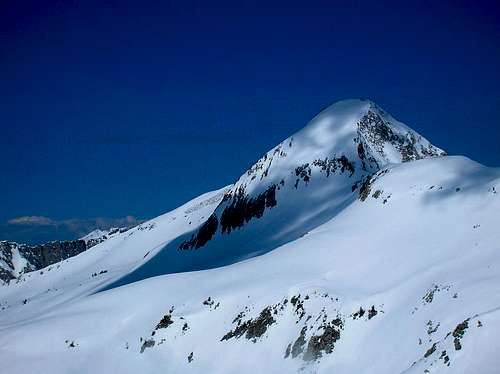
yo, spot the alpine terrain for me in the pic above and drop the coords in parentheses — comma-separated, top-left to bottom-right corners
(1, 99, 499, 374)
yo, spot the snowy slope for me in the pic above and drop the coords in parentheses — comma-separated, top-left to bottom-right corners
(0, 99, 499, 374)
(0, 186, 230, 324)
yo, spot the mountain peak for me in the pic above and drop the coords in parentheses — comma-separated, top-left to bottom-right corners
(301, 98, 445, 165)
(237, 99, 445, 196)
(167, 99, 447, 264)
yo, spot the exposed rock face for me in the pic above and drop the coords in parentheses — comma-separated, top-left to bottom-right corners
(0, 240, 87, 284)
(179, 214, 219, 250)
(356, 108, 445, 164)
(221, 306, 276, 342)
(0, 242, 17, 282)
(219, 185, 277, 234)
(22, 240, 87, 270)
(179, 185, 278, 250)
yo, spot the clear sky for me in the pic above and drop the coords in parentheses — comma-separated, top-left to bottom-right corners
(1, 0, 499, 243)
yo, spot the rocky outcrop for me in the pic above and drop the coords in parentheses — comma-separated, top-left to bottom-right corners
(356, 107, 446, 164)
(22, 240, 87, 270)
(83, 227, 132, 249)
(179, 185, 278, 250)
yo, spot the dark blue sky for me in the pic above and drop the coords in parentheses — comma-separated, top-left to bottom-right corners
(1, 0, 499, 243)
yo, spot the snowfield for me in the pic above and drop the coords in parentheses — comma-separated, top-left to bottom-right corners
(1, 99, 499, 374)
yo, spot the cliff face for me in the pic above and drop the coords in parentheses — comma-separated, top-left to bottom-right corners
(0, 240, 87, 284)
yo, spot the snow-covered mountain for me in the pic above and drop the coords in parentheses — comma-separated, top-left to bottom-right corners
(0, 240, 87, 283)
(0, 226, 134, 284)
(1, 99, 499, 374)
